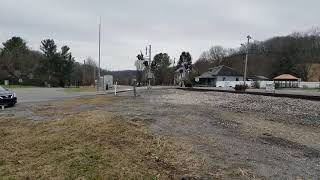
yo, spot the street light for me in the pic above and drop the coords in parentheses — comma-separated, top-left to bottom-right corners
(243, 35, 251, 86)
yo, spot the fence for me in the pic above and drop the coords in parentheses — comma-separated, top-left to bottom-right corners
(299, 82, 320, 89)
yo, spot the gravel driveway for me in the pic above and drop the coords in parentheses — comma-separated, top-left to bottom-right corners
(106, 89, 320, 179)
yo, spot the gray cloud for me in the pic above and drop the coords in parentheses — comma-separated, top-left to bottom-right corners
(0, 0, 319, 70)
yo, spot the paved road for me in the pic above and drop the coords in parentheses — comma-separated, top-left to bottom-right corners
(13, 86, 174, 103)
(12, 86, 129, 103)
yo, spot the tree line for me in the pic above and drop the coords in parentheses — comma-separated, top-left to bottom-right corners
(2, 28, 320, 88)
(136, 29, 320, 86)
(0, 37, 104, 87)
(134, 51, 193, 86)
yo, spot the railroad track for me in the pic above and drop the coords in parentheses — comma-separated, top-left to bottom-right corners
(177, 87, 320, 101)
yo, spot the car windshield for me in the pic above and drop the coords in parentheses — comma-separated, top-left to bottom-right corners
(0, 86, 6, 91)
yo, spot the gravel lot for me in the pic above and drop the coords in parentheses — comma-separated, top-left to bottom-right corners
(106, 89, 320, 179)
(152, 90, 320, 126)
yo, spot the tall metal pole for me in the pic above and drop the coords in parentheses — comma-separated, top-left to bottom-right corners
(93, 62, 96, 87)
(173, 58, 176, 86)
(148, 45, 152, 90)
(97, 17, 101, 92)
(244, 35, 251, 86)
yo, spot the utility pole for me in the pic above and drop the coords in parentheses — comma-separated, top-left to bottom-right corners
(93, 62, 96, 87)
(244, 35, 251, 86)
(173, 58, 176, 86)
(97, 17, 102, 92)
(148, 45, 152, 90)
(83, 60, 86, 86)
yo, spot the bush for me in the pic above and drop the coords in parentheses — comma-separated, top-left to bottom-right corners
(235, 84, 248, 92)
(184, 79, 193, 87)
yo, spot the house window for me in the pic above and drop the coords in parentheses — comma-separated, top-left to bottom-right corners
(236, 78, 239, 81)
(223, 77, 226, 81)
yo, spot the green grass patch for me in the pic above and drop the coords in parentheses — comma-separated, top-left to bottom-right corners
(301, 88, 320, 92)
(1, 85, 36, 89)
(64, 87, 96, 93)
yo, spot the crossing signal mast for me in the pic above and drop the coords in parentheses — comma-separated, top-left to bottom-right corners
(137, 45, 152, 90)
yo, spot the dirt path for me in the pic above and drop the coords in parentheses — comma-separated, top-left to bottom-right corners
(106, 89, 320, 179)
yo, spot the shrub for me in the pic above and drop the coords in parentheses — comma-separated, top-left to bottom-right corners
(235, 84, 248, 92)
(184, 80, 193, 87)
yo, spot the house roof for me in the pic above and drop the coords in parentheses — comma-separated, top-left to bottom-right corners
(273, 74, 299, 80)
(197, 65, 242, 79)
(248, 75, 270, 81)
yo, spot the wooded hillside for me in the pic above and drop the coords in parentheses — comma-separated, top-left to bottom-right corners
(194, 29, 320, 81)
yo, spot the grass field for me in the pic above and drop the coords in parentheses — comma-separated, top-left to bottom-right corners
(1, 85, 36, 89)
(304, 88, 320, 92)
(0, 96, 202, 179)
(63, 87, 96, 93)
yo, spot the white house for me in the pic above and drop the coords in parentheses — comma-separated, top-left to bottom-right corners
(195, 65, 244, 87)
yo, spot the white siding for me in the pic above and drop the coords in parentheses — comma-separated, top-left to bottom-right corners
(216, 80, 251, 88)
(259, 81, 275, 89)
(299, 82, 320, 88)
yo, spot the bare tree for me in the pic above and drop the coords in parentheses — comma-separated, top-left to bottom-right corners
(82, 57, 97, 86)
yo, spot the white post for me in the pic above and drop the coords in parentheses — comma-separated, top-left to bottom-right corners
(1, 106, 4, 110)
(148, 45, 152, 90)
(114, 81, 117, 96)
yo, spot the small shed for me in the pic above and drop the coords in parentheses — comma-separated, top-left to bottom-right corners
(273, 74, 299, 88)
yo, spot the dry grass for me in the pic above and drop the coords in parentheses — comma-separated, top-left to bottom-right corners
(0, 96, 202, 179)
(63, 95, 120, 106)
(31, 96, 120, 119)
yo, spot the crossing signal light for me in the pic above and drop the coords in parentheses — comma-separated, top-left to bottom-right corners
(137, 54, 144, 61)
(143, 61, 149, 67)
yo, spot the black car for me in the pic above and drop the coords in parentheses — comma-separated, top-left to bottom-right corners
(0, 86, 17, 107)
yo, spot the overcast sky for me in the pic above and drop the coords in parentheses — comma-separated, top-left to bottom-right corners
(0, 0, 319, 70)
